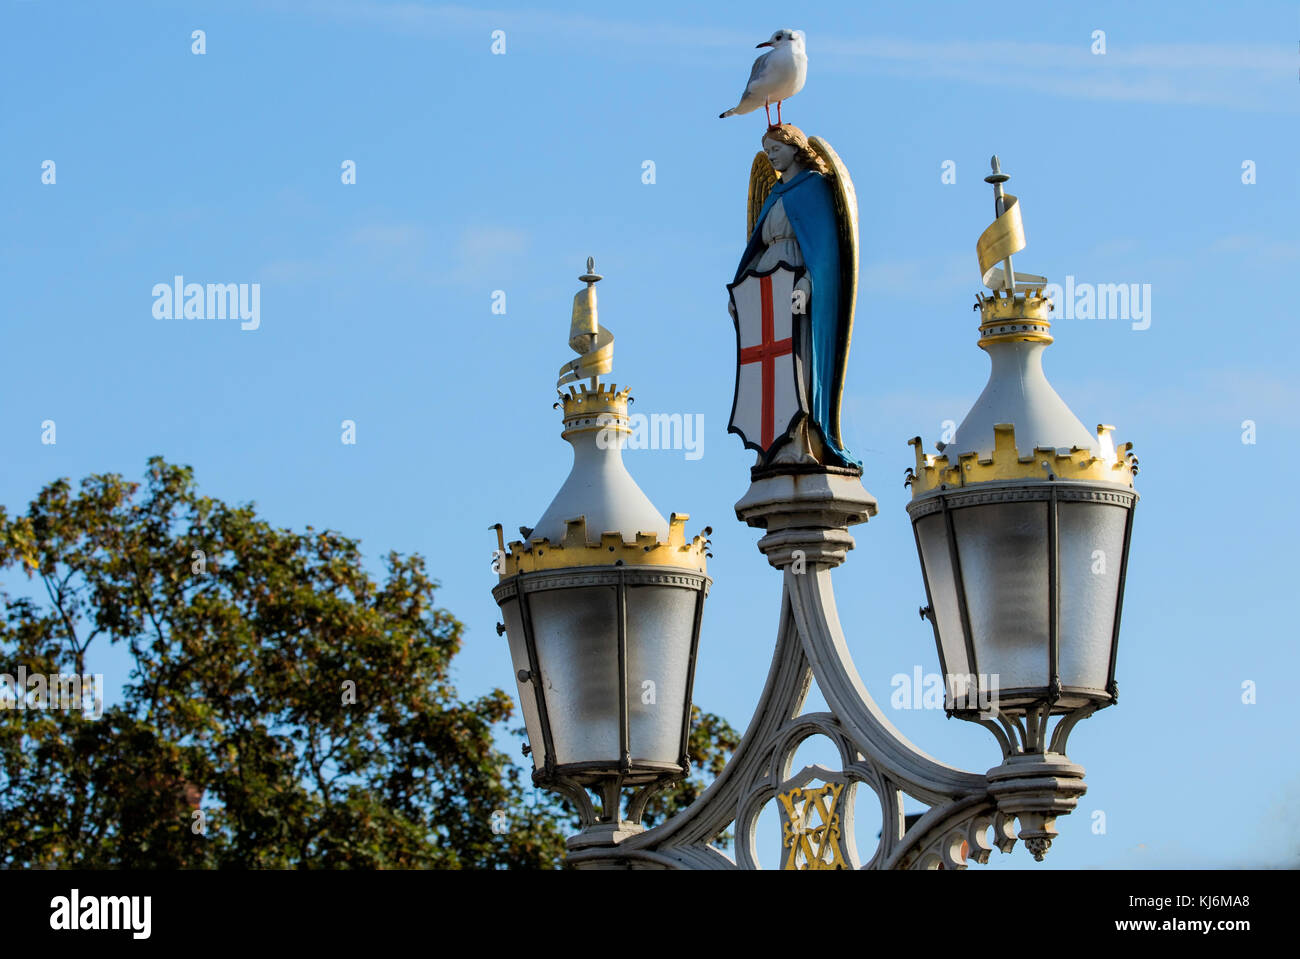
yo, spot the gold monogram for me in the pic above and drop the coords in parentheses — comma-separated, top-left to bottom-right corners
(778, 781, 849, 870)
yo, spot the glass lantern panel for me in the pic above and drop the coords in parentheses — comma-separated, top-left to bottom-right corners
(501, 596, 544, 772)
(954, 501, 1050, 694)
(915, 512, 971, 683)
(626, 583, 699, 765)
(528, 585, 620, 767)
(1057, 501, 1128, 692)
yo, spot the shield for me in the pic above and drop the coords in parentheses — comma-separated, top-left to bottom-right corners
(728, 264, 807, 456)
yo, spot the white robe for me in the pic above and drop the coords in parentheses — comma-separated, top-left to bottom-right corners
(741, 197, 812, 414)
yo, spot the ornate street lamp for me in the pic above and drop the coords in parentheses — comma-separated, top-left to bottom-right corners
(491, 260, 711, 852)
(905, 158, 1139, 859)
(489, 147, 1139, 869)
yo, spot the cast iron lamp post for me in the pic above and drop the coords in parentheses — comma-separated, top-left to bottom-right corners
(904, 159, 1138, 859)
(492, 163, 1138, 869)
(491, 260, 711, 852)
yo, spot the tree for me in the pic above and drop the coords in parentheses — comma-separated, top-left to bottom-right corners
(0, 459, 737, 867)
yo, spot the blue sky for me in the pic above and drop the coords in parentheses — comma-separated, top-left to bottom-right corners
(2, 0, 1297, 868)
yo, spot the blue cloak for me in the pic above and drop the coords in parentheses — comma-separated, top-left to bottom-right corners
(734, 169, 858, 467)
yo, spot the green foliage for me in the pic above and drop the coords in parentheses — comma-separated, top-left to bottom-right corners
(0, 459, 737, 868)
(0, 459, 567, 867)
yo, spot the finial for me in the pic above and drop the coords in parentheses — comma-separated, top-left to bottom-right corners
(557, 255, 614, 390)
(983, 155, 1015, 290)
(975, 156, 1048, 296)
(984, 156, 1011, 216)
(580, 256, 603, 285)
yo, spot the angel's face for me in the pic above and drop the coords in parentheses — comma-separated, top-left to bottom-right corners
(763, 137, 799, 174)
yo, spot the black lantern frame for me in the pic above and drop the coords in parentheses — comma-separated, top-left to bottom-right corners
(492, 564, 709, 823)
(907, 480, 1137, 732)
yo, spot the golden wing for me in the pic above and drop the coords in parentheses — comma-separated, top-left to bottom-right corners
(806, 135, 859, 449)
(747, 151, 779, 241)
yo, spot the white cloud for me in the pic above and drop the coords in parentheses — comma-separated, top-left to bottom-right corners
(350, 223, 429, 252)
(1065, 368, 1300, 434)
(818, 36, 1292, 111)
(460, 226, 528, 260)
(456, 226, 529, 282)
(288, 2, 1295, 112)
(1088, 237, 1141, 259)
(1212, 235, 1300, 261)
(261, 258, 330, 284)
(859, 253, 969, 295)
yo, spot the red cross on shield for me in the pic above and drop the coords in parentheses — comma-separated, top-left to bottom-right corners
(727, 264, 807, 456)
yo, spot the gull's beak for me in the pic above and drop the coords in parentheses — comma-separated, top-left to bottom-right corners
(756, 40, 774, 48)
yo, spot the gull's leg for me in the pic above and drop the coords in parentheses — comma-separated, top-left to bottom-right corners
(776, 99, 783, 124)
(764, 99, 771, 125)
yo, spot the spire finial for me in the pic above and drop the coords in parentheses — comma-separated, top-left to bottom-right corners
(557, 255, 613, 390)
(985, 156, 1011, 216)
(982, 156, 1015, 290)
(975, 156, 1048, 299)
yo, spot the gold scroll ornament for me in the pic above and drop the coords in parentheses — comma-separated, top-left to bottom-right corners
(557, 283, 614, 388)
(976, 192, 1047, 292)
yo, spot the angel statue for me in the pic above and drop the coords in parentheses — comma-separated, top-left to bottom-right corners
(727, 123, 859, 469)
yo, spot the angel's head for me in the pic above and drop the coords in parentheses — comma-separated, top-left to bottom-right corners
(762, 124, 828, 177)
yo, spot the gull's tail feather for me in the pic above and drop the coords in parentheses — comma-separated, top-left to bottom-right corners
(719, 99, 757, 118)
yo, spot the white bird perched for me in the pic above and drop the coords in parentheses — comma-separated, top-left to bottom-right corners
(719, 29, 807, 125)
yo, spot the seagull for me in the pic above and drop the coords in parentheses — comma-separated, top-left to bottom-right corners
(719, 29, 807, 125)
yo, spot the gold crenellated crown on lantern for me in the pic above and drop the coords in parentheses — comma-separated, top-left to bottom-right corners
(493, 259, 710, 578)
(907, 157, 1138, 496)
